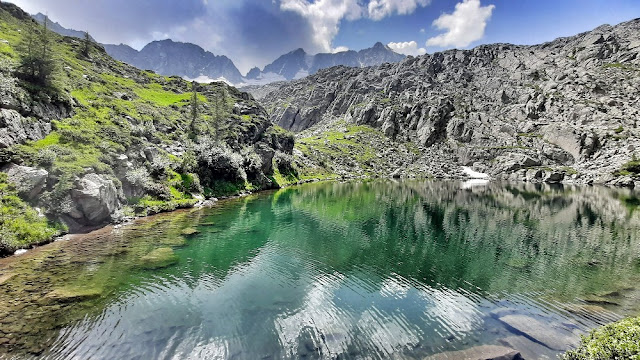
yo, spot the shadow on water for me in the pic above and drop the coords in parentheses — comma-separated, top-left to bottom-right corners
(0, 180, 639, 359)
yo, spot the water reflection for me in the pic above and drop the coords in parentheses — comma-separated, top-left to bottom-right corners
(0, 181, 639, 359)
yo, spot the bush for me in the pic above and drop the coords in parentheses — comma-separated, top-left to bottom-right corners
(274, 151, 295, 174)
(125, 166, 151, 188)
(36, 148, 57, 166)
(242, 148, 263, 177)
(0, 173, 63, 253)
(563, 316, 640, 359)
(197, 144, 246, 183)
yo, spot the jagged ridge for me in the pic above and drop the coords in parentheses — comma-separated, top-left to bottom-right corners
(262, 18, 640, 186)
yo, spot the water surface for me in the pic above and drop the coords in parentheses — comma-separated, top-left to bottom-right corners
(1, 180, 640, 359)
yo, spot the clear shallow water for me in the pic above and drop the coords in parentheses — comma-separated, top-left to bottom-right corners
(1, 181, 640, 359)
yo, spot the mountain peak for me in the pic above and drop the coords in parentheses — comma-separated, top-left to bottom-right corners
(290, 48, 307, 55)
(373, 42, 386, 49)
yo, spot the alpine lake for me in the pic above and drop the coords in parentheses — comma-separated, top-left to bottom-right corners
(1, 180, 640, 359)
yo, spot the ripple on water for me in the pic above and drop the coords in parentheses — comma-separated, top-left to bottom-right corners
(5, 181, 640, 359)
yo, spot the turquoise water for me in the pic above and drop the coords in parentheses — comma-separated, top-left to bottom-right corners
(2, 180, 640, 359)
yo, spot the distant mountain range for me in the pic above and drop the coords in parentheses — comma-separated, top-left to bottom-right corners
(243, 43, 405, 84)
(31, 14, 406, 86)
(32, 13, 95, 41)
(102, 41, 244, 84)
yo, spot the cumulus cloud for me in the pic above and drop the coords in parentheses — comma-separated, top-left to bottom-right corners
(387, 41, 426, 56)
(280, 0, 362, 53)
(426, 0, 494, 48)
(368, 0, 430, 21)
(332, 46, 350, 53)
(281, 0, 430, 54)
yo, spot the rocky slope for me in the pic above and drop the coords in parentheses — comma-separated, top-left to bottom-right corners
(243, 42, 405, 84)
(0, 3, 293, 254)
(104, 40, 245, 84)
(262, 19, 640, 186)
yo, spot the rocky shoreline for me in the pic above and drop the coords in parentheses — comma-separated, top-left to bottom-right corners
(8, 172, 638, 260)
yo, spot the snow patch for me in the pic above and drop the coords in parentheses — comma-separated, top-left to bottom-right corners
(183, 75, 233, 86)
(461, 179, 490, 189)
(462, 166, 489, 179)
(236, 72, 288, 87)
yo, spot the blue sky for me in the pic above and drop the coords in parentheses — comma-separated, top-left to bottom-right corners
(7, 0, 640, 74)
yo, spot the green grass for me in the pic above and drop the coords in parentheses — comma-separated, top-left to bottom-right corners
(0, 173, 65, 254)
(134, 83, 193, 106)
(293, 124, 392, 179)
(603, 63, 639, 71)
(563, 316, 640, 359)
(297, 125, 380, 164)
(517, 132, 543, 138)
(561, 166, 579, 175)
(614, 158, 640, 176)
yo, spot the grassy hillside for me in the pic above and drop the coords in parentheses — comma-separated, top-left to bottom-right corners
(0, 3, 293, 253)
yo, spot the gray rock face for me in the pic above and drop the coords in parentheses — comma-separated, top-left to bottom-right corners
(495, 153, 541, 172)
(70, 174, 121, 225)
(1, 164, 48, 201)
(0, 109, 51, 148)
(262, 18, 640, 183)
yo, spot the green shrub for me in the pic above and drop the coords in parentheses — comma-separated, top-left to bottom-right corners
(563, 316, 640, 359)
(616, 159, 640, 176)
(0, 173, 64, 253)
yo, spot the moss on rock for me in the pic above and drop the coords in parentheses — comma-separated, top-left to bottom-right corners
(139, 247, 178, 269)
(44, 286, 103, 303)
(180, 227, 199, 236)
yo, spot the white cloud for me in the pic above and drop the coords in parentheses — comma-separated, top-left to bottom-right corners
(332, 45, 350, 53)
(387, 41, 426, 56)
(280, 0, 362, 53)
(368, 0, 430, 21)
(281, 0, 430, 54)
(426, 0, 494, 48)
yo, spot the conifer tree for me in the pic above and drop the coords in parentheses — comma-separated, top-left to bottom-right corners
(17, 15, 55, 85)
(81, 31, 91, 57)
(189, 83, 199, 137)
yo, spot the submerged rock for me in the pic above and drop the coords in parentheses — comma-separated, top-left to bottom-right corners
(0, 273, 15, 285)
(160, 237, 187, 247)
(498, 314, 579, 351)
(139, 247, 178, 269)
(582, 295, 620, 306)
(180, 227, 200, 236)
(425, 345, 523, 360)
(497, 335, 559, 360)
(44, 286, 103, 303)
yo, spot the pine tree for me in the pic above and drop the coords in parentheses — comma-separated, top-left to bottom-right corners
(17, 15, 55, 85)
(214, 87, 227, 142)
(189, 83, 199, 137)
(81, 31, 91, 57)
